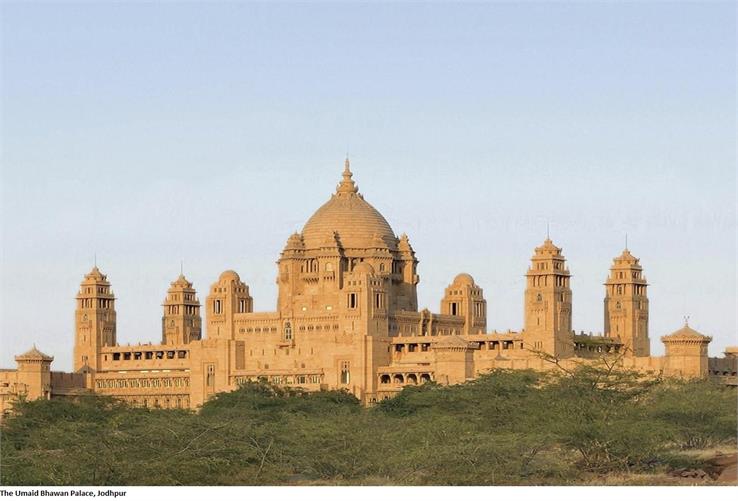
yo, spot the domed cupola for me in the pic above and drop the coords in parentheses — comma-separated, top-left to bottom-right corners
(301, 159, 397, 251)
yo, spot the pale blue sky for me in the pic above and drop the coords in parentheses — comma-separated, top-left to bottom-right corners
(1, 2, 735, 371)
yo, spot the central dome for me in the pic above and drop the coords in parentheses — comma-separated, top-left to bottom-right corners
(302, 159, 397, 251)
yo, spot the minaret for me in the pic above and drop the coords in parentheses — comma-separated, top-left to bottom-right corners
(604, 248, 650, 356)
(162, 273, 202, 345)
(523, 238, 573, 358)
(74, 266, 116, 372)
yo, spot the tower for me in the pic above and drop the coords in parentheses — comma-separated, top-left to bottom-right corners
(15, 346, 53, 401)
(395, 233, 419, 311)
(440, 273, 487, 335)
(277, 232, 307, 315)
(205, 270, 252, 339)
(604, 248, 650, 356)
(661, 321, 711, 378)
(162, 273, 202, 345)
(523, 239, 573, 358)
(74, 266, 116, 372)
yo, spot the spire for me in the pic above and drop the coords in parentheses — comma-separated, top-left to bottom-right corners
(337, 157, 358, 195)
(546, 221, 550, 240)
(625, 233, 628, 251)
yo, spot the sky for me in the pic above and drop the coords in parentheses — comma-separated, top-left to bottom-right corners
(1, 2, 735, 371)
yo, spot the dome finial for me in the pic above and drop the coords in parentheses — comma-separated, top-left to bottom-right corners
(337, 156, 358, 195)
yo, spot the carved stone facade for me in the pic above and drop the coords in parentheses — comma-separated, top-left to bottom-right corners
(1, 160, 736, 415)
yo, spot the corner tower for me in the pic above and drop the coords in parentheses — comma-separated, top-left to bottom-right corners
(604, 248, 650, 356)
(162, 273, 202, 345)
(74, 266, 116, 372)
(15, 346, 53, 401)
(661, 321, 711, 378)
(523, 239, 573, 358)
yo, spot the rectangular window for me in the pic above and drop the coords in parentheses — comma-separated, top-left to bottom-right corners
(348, 293, 357, 309)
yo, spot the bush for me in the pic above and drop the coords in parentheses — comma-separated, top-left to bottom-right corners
(1, 370, 735, 485)
(646, 379, 738, 449)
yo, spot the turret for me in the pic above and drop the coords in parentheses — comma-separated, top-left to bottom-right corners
(15, 346, 53, 401)
(661, 321, 711, 378)
(162, 273, 202, 345)
(394, 233, 419, 311)
(604, 248, 650, 356)
(205, 270, 252, 339)
(440, 273, 487, 335)
(74, 266, 116, 372)
(277, 232, 306, 314)
(522, 238, 573, 358)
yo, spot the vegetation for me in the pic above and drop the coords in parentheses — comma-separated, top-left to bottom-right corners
(1, 366, 736, 486)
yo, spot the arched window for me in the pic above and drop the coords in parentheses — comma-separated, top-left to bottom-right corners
(284, 322, 292, 341)
(340, 361, 350, 384)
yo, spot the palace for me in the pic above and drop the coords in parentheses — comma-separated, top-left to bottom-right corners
(1, 160, 737, 414)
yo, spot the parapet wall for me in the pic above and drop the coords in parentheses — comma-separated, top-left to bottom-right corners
(50, 371, 90, 395)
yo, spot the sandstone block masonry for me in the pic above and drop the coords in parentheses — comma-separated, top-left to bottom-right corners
(2, 160, 736, 415)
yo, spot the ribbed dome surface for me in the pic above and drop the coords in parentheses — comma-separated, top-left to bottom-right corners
(302, 160, 397, 251)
